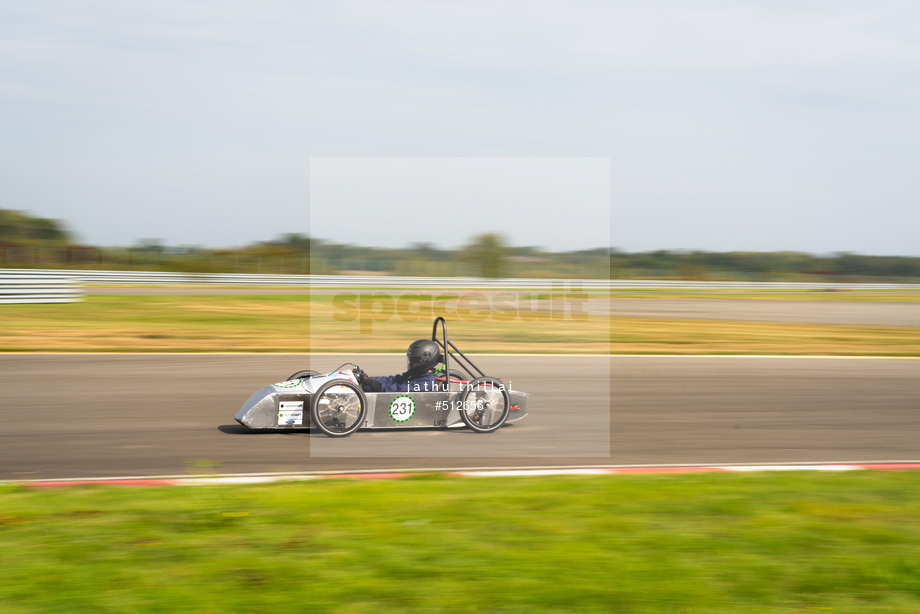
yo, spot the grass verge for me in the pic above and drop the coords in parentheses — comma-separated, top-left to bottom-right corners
(1, 472, 920, 612)
(1, 294, 918, 355)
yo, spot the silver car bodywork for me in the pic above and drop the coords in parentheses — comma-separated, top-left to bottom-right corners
(235, 368, 529, 431)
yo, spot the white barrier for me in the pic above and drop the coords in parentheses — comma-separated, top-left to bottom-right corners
(0, 270, 84, 304)
(1, 269, 919, 290)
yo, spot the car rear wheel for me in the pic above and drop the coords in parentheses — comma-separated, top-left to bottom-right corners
(311, 379, 367, 437)
(458, 377, 510, 433)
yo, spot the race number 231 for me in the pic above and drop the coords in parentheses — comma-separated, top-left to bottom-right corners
(389, 395, 415, 422)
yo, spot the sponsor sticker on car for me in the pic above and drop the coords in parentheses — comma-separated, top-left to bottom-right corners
(274, 378, 303, 388)
(278, 401, 304, 426)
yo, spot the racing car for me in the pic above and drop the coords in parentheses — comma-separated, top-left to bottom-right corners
(234, 317, 529, 436)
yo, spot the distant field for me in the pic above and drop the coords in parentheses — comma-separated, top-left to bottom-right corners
(609, 316, 919, 356)
(86, 284, 920, 301)
(2, 472, 920, 613)
(0, 293, 918, 355)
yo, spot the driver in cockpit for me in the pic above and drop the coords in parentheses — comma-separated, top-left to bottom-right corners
(356, 339, 442, 393)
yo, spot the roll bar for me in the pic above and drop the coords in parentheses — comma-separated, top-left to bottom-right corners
(431, 317, 486, 387)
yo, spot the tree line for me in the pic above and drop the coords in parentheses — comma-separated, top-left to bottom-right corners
(1, 209, 918, 281)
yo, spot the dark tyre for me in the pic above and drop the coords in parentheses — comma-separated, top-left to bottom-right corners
(288, 370, 320, 381)
(458, 377, 510, 433)
(311, 379, 367, 437)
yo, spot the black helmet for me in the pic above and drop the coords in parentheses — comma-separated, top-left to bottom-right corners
(406, 339, 441, 377)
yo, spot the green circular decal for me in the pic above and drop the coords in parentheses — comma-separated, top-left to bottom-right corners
(274, 378, 303, 388)
(389, 395, 415, 422)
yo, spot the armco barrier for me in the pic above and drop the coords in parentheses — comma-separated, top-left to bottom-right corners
(0, 270, 84, 304)
(1, 269, 919, 290)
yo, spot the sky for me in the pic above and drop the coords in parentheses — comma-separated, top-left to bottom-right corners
(1, 1, 918, 255)
(309, 157, 610, 250)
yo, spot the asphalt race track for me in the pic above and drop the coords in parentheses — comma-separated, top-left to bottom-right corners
(1, 354, 917, 481)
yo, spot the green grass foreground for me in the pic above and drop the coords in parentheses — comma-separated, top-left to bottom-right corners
(2, 472, 920, 613)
